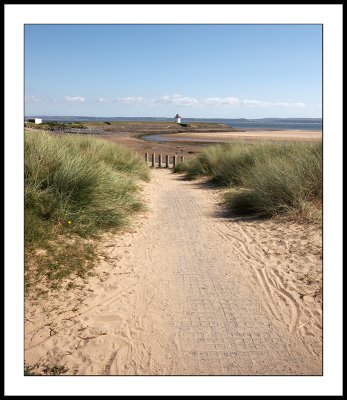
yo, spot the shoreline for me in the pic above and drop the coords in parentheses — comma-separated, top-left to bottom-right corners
(158, 129, 322, 141)
(139, 129, 322, 146)
(88, 128, 322, 162)
(26, 125, 322, 162)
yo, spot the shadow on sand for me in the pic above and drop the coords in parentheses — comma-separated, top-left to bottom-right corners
(172, 170, 269, 223)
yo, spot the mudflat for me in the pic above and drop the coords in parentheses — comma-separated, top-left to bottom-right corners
(98, 129, 322, 162)
(30, 121, 322, 160)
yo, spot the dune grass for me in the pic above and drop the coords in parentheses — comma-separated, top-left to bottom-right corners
(174, 143, 288, 185)
(174, 141, 322, 223)
(25, 121, 87, 131)
(25, 131, 149, 292)
(24, 363, 69, 376)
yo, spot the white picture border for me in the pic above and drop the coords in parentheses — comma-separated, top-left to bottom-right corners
(4, 4, 343, 396)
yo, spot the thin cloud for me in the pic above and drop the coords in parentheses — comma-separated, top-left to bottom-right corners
(156, 95, 198, 106)
(25, 95, 45, 103)
(97, 97, 112, 103)
(64, 96, 85, 103)
(203, 97, 240, 106)
(276, 102, 305, 108)
(115, 97, 144, 104)
(242, 99, 265, 106)
(242, 99, 305, 107)
(203, 97, 305, 108)
(93, 94, 306, 108)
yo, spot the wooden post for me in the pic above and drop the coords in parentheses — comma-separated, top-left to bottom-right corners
(158, 154, 162, 168)
(173, 155, 177, 168)
(181, 156, 185, 163)
(152, 153, 155, 168)
(166, 154, 169, 168)
(145, 153, 148, 164)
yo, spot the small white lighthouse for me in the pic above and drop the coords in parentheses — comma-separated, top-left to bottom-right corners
(175, 114, 182, 124)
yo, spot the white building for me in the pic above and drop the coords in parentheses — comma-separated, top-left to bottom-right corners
(28, 118, 42, 124)
(175, 114, 181, 124)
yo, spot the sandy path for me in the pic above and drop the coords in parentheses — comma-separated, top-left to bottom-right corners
(25, 169, 322, 375)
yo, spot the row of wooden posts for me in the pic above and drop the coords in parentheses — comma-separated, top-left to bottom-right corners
(145, 153, 185, 168)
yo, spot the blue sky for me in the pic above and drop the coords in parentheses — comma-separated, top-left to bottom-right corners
(25, 24, 322, 118)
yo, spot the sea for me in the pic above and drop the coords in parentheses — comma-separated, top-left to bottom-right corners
(24, 116, 322, 131)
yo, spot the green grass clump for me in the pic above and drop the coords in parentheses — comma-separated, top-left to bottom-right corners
(174, 143, 289, 186)
(173, 158, 207, 179)
(25, 121, 87, 130)
(25, 131, 149, 292)
(175, 141, 322, 222)
(226, 142, 322, 221)
(25, 238, 96, 292)
(24, 363, 69, 375)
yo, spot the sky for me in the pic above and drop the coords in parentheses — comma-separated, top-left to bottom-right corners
(25, 24, 322, 119)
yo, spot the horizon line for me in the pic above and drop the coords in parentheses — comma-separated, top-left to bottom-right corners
(24, 115, 323, 120)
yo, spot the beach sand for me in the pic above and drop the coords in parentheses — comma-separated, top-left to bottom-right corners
(25, 169, 322, 375)
(99, 129, 322, 161)
(160, 129, 322, 142)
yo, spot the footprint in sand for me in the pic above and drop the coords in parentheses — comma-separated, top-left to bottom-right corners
(91, 314, 123, 330)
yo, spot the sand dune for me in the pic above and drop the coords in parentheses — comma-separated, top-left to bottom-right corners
(25, 169, 322, 375)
